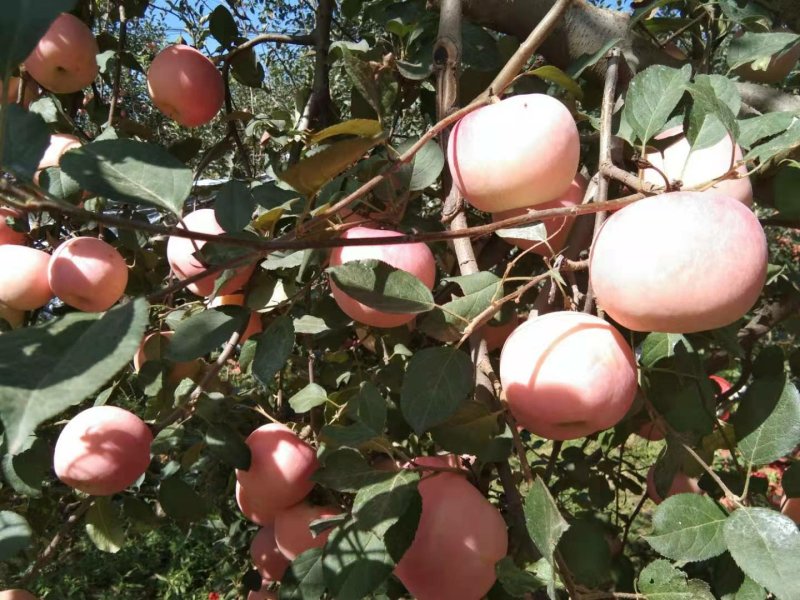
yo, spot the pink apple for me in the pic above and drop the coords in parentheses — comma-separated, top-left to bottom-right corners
(250, 524, 290, 582)
(208, 294, 263, 342)
(646, 466, 702, 504)
(0, 245, 53, 310)
(0, 207, 26, 246)
(48, 237, 128, 312)
(273, 502, 342, 560)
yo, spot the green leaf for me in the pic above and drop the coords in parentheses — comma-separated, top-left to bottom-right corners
(723, 508, 800, 600)
(85, 497, 125, 554)
(527, 65, 583, 99)
(746, 119, 800, 165)
(774, 163, 800, 218)
(204, 423, 251, 470)
(644, 494, 728, 562)
(322, 519, 395, 600)
(166, 306, 250, 362)
(623, 65, 691, 145)
(280, 548, 327, 600)
(158, 477, 208, 523)
(1, 104, 50, 180)
(289, 383, 329, 413)
(252, 316, 295, 386)
(0, 299, 148, 455)
(732, 375, 800, 466)
(311, 448, 388, 493)
(558, 519, 613, 588)
(400, 346, 474, 434)
(60, 139, 193, 215)
(0, 0, 76, 78)
(495, 557, 548, 598)
(2, 435, 50, 497)
(209, 5, 239, 47)
(340, 47, 383, 120)
(420, 272, 501, 343)
(0, 510, 32, 561)
(280, 134, 387, 196)
(524, 476, 570, 599)
(640, 333, 691, 368)
(737, 113, 796, 149)
(352, 469, 420, 530)
(321, 382, 387, 448)
(396, 138, 444, 191)
(327, 259, 435, 315)
(727, 32, 800, 70)
(430, 401, 503, 461)
(215, 180, 255, 232)
(39, 166, 82, 201)
(686, 76, 739, 147)
(731, 577, 767, 600)
(637, 559, 715, 599)
(230, 47, 264, 88)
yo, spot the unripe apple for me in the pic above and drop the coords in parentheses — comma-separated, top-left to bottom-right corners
(0, 207, 26, 246)
(481, 312, 520, 352)
(250, 524, 290, 582)
(394, 469, 508, 600)
(208, 294, 263, 342)
(329, 226, 436, 328)
(274, 502, 342, 560)
(641, 126, 752, 206)
(235, 424, 319, 516)
(48, 237, 128, 312)
(646, 466, 701, 504)
(735, 36, 800, 84)
(447, 93, 580, 212)
(0, 591, 38, 600)
(133, 331, 203, 384)
(4, 77, 41, 108)
(500, 311, 638, 441)
(492, 174, 587, 257)
(23, 13, 99, 94)
(0, 303, 25, 330)
(166, 209, 256, 297)
(782, 497, 800, 524)
(147, 45, 224, 127)
(0, 245, 53, 310)
(589, 192, 768, 333)
(53, 405, 152, 496)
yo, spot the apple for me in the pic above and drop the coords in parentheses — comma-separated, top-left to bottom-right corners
(24, 13, 99, 94)
(636, 420, 664, 442)
(328, 226, 436, 328)
(709, 375, 732, 395)
(394, 468, 508, 600)
(481, 312, 520, 352)
(250, 524, 290, 582)
(781, 497, 800, 524)
(167, 209, 256, 297)
(53, 405, 152, 496)
(236, 481, 281, 526)
(646, 466, 701, 504)
(0, 245, 53, 310)
(0, 303, 25, 330)
(133, 331, 203, 384)
(247, 589, 277, 600)
(4, 77, 40, 107)
(499, 311, 638, 441)
(0, 591, 38, 600)
(235, 424, 319, 517)
(208, 294, 263, 342)
(274, 502, 342, 560)
(447, 93, 580, 212)
(147, 45, 225, 127)
(48, 237, 128, 312)
(641, 126, 752, 206)
(589, 192, 767, 333)
(35, 134, 82, 186)
(735, 36, 800, 84)
(491, 174, 587, 257)
(0, 207, 26, 246)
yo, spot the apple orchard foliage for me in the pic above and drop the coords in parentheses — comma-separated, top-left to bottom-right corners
(1, 0, 800, 599)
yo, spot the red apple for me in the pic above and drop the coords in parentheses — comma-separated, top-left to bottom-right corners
(247, 589, 277, 600)
(48, 237, 128, 312)
(329, 226, 436, 328)
(500, 311, 638, 441)
(166, 209, 256, 297)
(208, 294, 263, 342)
(0, 591, 38, 600)
(636, 420, 665, 442)
(589, 192, 767, 333)
(781, 497, 800, 524)
(646, 466, 702, 504)
(147, 45, 224, 128)
(491, 174, 587, 257)
(0, 245, 53, 310)
(4, 77, 40, 108)
(235, 424, 319, 518)
(394, 468, 508, 600)
(236, 481, 280, 526)
(641, 126, 752, 206)
(481, 312, 520, 352)
(250, 524, 290, 582)
(274, 502, 342, 560)
(35, 134, 82, 186)
(24, 13, 99, 94)
(447, 93, 580, 212)
(133, 331, 203, 384)
(0, 207, 26, 246)
(53, 406, 152, 496)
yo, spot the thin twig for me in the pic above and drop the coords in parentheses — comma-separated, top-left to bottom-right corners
(107, 3, 128, 128)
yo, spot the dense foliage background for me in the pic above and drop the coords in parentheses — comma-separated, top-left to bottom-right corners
(1, 0, 800, 599)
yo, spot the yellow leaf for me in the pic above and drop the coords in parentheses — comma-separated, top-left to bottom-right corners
(526, 66, 583, 99)
(308, 119, 383, 145)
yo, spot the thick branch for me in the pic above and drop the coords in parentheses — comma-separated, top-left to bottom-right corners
(297, 0, 336, 133)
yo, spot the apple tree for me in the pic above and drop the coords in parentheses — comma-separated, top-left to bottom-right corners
(1, 0, 800, 598)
